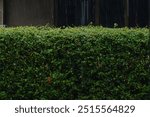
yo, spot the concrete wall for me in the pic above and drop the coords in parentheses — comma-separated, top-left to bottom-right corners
(5, 0, 54, 26)
(2, 0, 149, 27)
(0, 0, 3, 25)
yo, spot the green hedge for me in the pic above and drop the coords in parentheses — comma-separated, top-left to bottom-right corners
(0, 26, 149, 99)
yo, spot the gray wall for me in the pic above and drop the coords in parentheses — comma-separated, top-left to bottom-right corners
(0, 0, 3, 25)
(5, 0, 54, 26)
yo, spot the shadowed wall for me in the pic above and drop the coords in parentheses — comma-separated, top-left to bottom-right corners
(0, 0, 3, 25)
(4, 0, 54, 26)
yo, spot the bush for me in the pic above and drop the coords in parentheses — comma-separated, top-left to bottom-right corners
(0, 26, 149, 99)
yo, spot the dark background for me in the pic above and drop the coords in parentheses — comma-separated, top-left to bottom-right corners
(4, 0, 149, 27)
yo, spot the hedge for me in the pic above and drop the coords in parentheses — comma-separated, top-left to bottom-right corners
(0, 26, 149, 100)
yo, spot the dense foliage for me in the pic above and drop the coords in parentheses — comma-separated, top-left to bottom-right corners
(0, 26, 149, 99)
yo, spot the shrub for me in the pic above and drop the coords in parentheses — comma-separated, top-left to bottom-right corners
(0, 26, 149, 99)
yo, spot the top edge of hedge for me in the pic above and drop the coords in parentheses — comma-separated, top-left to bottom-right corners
(0, 26, 149, 45)
(0, 26, 149, 38)
(0, 26, 149, 31)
